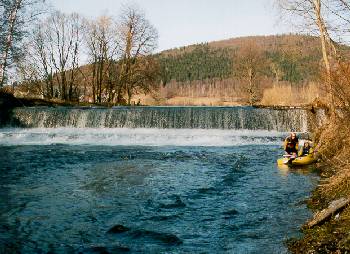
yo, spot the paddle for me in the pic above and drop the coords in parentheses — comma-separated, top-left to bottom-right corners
(282, 154, 296, 164)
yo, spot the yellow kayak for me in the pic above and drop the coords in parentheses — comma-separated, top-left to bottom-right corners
(277, 154, 317, 166)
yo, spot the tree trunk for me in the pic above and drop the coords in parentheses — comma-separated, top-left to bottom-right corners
(248, 68, 254, 105)
(307, 198, 350, 228)
(0, 0, 22, 86)
(127, 87, 132, 105)
(98, 59, 104, 103)
(49, 74, 54, 99)
(60, 71, 67, 101)
(313, 0, 335, 113)
(92, 62, 97, 103)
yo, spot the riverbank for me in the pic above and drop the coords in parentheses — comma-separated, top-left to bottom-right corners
(288, 117, 350, 253)
(0, 91, 98, 108)
(2, 91, 320, 110)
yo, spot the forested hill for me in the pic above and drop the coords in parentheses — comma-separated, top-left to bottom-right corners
(156, 34, 322, 85)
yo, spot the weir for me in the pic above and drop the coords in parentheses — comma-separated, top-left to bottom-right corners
(6, 106, 324, 132)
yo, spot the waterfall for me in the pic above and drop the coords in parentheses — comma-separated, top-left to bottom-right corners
(5, 106, 320, 132)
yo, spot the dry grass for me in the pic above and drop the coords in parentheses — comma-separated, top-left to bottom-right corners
(259, 82, 322, 106)
(156, 79, 324, 107)
(159, 78, 251, 100)
(314, 117, 350, 201)
(131, 94, 244, 106)
(163, 97, 243, 106)
(288, 61, 350, 253)
(130, 94, 158, 106)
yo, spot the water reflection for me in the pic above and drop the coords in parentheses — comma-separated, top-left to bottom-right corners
(277, 164, 318, 177)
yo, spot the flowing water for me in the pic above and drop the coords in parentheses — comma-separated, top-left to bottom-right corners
(8, 106, 323, 131)
(0, 107, 320, 253)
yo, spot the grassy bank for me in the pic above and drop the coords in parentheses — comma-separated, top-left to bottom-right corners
(288, 116, 350, 253)
(132, 81, 323, 107)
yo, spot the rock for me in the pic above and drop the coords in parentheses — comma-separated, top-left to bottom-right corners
(223, 209, 239, 219)
(159, 196, 186, 209)
(82, 244, 130, 254)
(107, 224, 130, 234)
(130, 229, 183, 245)
(82, 246, 109, 254)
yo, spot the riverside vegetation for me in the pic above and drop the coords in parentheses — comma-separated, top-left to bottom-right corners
(277, 0, 350, 253)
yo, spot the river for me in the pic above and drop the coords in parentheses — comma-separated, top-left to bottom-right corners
(0, 107, 320, 253)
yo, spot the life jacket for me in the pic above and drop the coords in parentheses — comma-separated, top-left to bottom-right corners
(286, 137, 298, 149)
(302, 146, 310, 155)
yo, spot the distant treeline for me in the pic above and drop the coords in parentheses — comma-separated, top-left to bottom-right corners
(157, 45, 232, 83)
(157, 35, 322, 86)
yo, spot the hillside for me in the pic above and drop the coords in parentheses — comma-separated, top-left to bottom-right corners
(158, 34, 322, 84)
(145, 34, 325, 106)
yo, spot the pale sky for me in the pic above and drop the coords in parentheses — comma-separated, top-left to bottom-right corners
(51, 0, 287, 51)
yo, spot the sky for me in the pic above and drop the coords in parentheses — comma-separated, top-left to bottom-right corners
(51, 0, 288, 52)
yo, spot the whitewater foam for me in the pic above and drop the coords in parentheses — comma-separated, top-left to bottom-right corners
(0, 128, 286, 146)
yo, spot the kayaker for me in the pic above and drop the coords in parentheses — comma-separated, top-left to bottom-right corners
(284, 132, 299, 157)
(299, 141, 313, 156)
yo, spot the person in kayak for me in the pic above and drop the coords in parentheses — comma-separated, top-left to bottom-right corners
(299, 141, 313, 156)
(284, 132, 299, 157)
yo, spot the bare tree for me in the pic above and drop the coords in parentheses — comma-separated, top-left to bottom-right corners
(277, 0, 350, 112)
(0, 0, 46, 87)
(270, 62, 284, 84)
(85, 15, 117, 103)
(115, 5, 158, 105)
(125, 55, 159, 104)
(16, 53, 44, 98)
(45, 11, 84, 101)
(235, 42, 264, 105)
(16, 5, 159, 104)
(19, 22, 55, 99)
